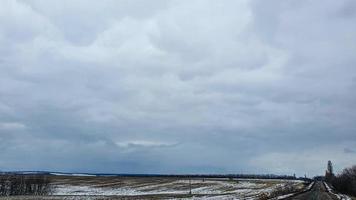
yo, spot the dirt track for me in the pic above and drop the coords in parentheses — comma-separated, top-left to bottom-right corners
(287, 181, 338, 200)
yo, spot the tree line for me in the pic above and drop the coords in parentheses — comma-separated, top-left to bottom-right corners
(325, 161, 356, 196)
(0, 174, 51, 196)
(117, 173, 300, 180)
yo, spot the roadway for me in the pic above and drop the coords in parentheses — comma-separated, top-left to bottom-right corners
(288, 181, 338, 200)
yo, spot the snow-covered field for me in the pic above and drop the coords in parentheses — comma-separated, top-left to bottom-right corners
(49, 176, 306, 200)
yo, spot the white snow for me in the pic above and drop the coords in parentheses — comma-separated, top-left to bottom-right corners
(276, 193, 295, 199)
(52, 178, 305, 200)
(71, 174, 97, 177)
(324, 182, 351, 200)
(54, 185, 141, 196)
(50, 173, 96, 176)
(266, 181, 314, 200)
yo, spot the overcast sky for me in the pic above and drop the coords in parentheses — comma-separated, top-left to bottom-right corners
(1, 0, 356, 177)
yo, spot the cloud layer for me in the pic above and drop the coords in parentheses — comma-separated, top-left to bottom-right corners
(1, 0, 356, 176)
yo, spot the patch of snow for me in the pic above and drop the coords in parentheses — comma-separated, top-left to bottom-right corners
(276, 193, 295, 199)
(50, 173, 96, 177)
(52, 179, 306, 200)
(324, 182, 351, 200)
(54, 185, 140, 196)
(51, 173, 70, 176)
(71, 173, 97, 177)
(269, 181, 314, 200)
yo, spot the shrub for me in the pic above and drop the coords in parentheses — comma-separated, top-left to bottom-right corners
(332, 165, 356, 196)
(257, 192, 269, 200)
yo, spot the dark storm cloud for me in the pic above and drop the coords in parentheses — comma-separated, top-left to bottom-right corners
(0, 0, 355, 176)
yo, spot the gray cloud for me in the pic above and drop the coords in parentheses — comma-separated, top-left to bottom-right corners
(344, 148, 355, 154)
(0, 0, 355, 176)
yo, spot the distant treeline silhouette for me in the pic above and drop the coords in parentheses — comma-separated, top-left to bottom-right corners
(2, 171, 303, 180)
(0, 174, 51, 196)
(111, 173, 304, 180)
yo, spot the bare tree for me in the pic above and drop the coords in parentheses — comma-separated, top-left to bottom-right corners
(0, 175, 52, 196)
(332, 165, 356, 196)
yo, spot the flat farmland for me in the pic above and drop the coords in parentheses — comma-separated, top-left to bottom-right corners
(0, 175, 309, 200)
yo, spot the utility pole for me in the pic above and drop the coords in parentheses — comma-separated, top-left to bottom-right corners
(189, 178, 192, 195)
